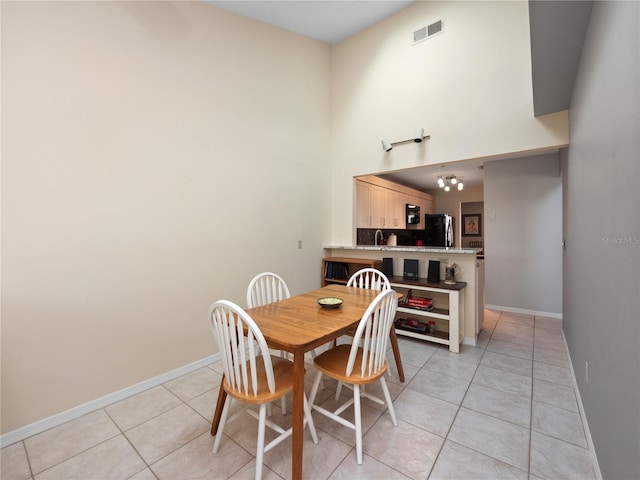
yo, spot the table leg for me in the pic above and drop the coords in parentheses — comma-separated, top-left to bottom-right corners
(210, 377, 227, 436)
(389, 329, 405, 382)
(291, 348, 304, 480)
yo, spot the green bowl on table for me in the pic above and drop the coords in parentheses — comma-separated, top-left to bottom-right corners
(317, 297, 344, 309)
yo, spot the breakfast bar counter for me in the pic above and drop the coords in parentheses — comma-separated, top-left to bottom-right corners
(324, 246, 483, 345)
(326, 245, 481, 255)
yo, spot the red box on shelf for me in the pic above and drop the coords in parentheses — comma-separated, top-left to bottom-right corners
(405, 289, 433, 309)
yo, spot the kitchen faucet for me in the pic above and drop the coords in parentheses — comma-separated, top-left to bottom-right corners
(374, 229, 384, 246)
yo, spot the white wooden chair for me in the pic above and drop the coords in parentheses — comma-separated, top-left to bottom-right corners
(208, 300, 318, 480)
(246, 272, 291, 309)
(247, 272, 292, 414)
(247, 272, 322, 395)
(247, 272, 324, 392)
(346, 267, 391, 291)
(308, 289, 399, 465)
(341, 268, 405, 388)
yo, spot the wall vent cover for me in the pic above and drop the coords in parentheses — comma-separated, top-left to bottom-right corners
(412, 18, 444, 45)
(413, 26, 428, 44)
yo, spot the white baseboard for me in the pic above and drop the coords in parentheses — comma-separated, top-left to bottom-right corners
(485, 304, 563, 319)
(0, 353, 220, 448)
(563, 335, 603, 479)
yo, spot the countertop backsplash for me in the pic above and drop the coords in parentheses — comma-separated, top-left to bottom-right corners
(357, 228, 426, 246)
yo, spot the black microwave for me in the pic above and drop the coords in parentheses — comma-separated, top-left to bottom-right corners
(406, 204, 421, 224)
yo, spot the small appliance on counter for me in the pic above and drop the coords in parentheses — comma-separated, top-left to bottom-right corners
(425, 214, 454, 247)
(386, 233, 397, 246)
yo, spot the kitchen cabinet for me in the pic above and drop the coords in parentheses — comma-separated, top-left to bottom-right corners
(356, 178, 434, 229)
(370, 184, 385, 227)
(358, 188, 408, 229)
(424, 198, 435, 214)
(406, 195, 425, 225)
(356, 181, 385, 228)
(355, 181, 370, 227)
(385, 189, 405, 229)
(407, 195, 421, 209)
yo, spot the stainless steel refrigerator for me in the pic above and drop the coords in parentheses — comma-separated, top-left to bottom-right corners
(424, 214, 454, 247)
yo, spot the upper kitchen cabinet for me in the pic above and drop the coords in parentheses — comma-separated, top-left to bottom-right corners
(356, 180, 385, 228)
(425, 198, 435, 215)
(355, 176, 434, 229)
(407, 195, 424, 220)
(385, 189, 405, 229)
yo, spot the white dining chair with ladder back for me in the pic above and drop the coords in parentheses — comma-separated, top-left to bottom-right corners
(247, 272, 291, 414)
(246, 272, 291, 310)
(209, 300, 318, 480)
(339, 268, 405, 387)
(247, 272, 323, 406)
(308, 289, 399, 465)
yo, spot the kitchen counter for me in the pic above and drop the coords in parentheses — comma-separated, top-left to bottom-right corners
(326, 245, 481, 255)
(324, 246, 483, 345)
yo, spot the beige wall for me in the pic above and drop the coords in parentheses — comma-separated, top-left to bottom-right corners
(2, 0, 574, 436)
(329, 0, 568, 244)
(1, 1, 331, 433)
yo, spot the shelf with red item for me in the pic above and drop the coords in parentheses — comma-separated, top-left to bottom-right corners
(390, 280, 464, 353)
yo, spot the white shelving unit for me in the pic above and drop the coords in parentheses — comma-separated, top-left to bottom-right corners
(389, 277, 466, 353)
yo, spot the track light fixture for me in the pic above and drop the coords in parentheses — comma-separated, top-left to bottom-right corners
(381, 128, 430, 151)
(437, 175, 464, 192)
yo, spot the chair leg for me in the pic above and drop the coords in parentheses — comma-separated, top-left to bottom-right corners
(212, 395, 232, 454)
(210, 382, 227, 436)
(303, 395, 319, 444)
(255, 404, 267, 480)
(335, 381, 343, 401)
(309, 350, 324, 389)
(271, 351, 287, 415)
(379, 377, 398, 426)
(353, 384, 363, 465)
(389, 329, 405, 382)
(308, 370, 323, 407)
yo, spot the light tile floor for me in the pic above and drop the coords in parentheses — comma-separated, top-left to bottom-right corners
(1, 310, 597, 480)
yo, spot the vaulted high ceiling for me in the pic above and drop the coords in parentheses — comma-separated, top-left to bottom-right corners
(205, 1, 593, 191)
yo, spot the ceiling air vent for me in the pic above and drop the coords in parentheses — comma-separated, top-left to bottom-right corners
(412, 18, 444, 46)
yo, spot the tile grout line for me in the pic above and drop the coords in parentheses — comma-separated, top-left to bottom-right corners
(25, 410, 123, 479)
(528, 315, 537, 478)
(21, 440, 35, 480)
(439, 313, 535, 476)
(426, 319, 495, 479)
(7, 313, 587, 480)
(102, 407, 155, 479)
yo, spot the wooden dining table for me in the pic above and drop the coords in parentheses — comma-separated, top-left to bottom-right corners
(210, 284, 385, 480)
